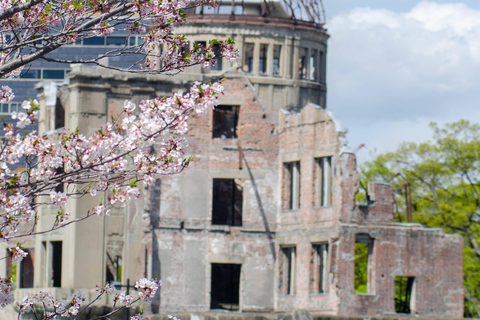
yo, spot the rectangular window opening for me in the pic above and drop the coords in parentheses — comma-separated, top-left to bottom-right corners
(279, 247, 296, 295)
(310, 243, 328, 293)
(83, 36, 105, 46)
(19, 249, 34, 288)
(210, 263, 241, 310)
(283, 162, 300, 210)
(309, 49, 317, 80)
(243, 43, 254, 73)
(20, 69, 41, 79)
(299, 47, 307, 79)
(259, 44, 268, 75)
(55, 98, 65, 129)
(319, 51, 324, 83)
(212, 179, 243, 226)
(273, 45, 281, 76)
(354, 235, 374, 294)
(395, 276, 415, 314)
(212, 105, 239, 139)
(51, 241, 62, 287)
(106, 36, 128, 46)
(314, 157, 332, 207)
(211, 44, 222, 71)
(42, 69, 65, 80)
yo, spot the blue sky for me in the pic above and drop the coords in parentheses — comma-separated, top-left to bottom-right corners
(325, 1, 480, 162)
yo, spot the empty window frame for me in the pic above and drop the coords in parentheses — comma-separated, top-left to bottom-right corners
(283, 162, 300, 210)
(354, 234, 374, 294)
(50, 241, 62, 287)
(273, 45, 281, 76)
(210, 263, 241, 310)
(212, 179, 243, 226)
(212, 105, 239, 139)
(279, 246, 296, 295)
(0, 102, 21, 114)
(310, 243, 328, 293)
(106, 252, 122, 283)
(395, 276, 415, 314)
(55, 98, 65, 129)
(319, 51, 325, 83)
(309, 49, 317, 80)
(298, 47, 307, 79)
(313, 157, 333, 207)
(259, 44, 268, 75)
(105, 36, 128, 46)
(19, 249, 34, 288)
(243, 43, 254, 73)
(42, 241, 62, 287)
(83, 36, 105, 45)
(211, 43, 222, 71)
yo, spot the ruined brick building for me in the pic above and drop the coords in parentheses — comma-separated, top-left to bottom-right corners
(0, 1, 464, 319)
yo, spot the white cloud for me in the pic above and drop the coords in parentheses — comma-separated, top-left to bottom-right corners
(327, 1, 480, 159)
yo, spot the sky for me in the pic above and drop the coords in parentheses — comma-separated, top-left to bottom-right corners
(324, 1, 480, 162)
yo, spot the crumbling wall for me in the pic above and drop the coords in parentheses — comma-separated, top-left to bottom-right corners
(153, 73, 278, 312)
(334, 183, 464, 318)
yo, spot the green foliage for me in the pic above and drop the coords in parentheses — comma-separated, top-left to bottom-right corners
(359, 120, 480, 317)
(394, 276, 413, 313)
(11, 264, 16, 285)
(354, 243, 368, 293)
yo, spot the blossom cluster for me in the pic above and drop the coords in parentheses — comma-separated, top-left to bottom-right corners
(0, 80, 223, 241)
(0, 278, 14, 307)
(18, 291, 85, 317)
(135, 278, 162, 303)
(131, 314, 150, 320)
(8, 246, 27, 264)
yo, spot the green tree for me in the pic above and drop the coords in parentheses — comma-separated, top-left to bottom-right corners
(359, 120, 480, 317)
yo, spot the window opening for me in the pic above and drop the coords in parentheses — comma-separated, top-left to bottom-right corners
(273, 45, 281, 76)
(106, 36, 128, 46)
(42, 69, 65, 80)
(314, 157, 332, 207)
(211, 44, 222, 71)
(20, 69, 41, 79)
(395, 276, 415, 313)
(212, 105, 239, 139)
(210, 263, 241, 310)
(283, 162, 300, 210)
(106, 252, 122, 284)
(310, 243, 328, 293)
(309, 49, 317, 80)
(19, 249, 34, 288)
(259, 44, 267, 75)
(212, 179, 243, 226)
(83, 36, 105, 45)
(299, 47, 307, 79)
(319, 51, 324, 83)
(51, 241, 62, 287)
(279, 247, 296, 295)
(243, 43, 254, 73)
(54, 98, 65, 129)
(354, 234, 374, 294)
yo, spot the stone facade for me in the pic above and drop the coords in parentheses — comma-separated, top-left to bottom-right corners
(0, 5, 464, 320)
